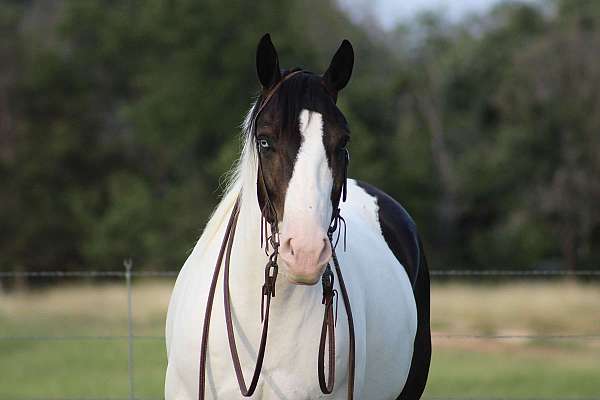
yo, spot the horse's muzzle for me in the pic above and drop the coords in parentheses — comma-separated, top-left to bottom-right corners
(279, 231, 332, 285)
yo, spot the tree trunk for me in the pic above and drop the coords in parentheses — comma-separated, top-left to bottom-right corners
(415, 89, 459, 255)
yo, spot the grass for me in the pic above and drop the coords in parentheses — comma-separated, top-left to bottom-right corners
(430, 281, 600, 335)
(427, 345, 600, 397)
(1, 280, 599, 399)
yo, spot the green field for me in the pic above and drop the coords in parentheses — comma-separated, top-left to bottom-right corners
(1, 281, 599, 399)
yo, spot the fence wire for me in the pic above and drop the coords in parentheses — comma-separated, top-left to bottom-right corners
(426, 398, 600, 400)
(1, 268, 599, 344)
(2, 269, 600, 278)
(4, 396, 600, 400)
(1, 334, 599, 342)
(431, 269, 600, 277)
(0, 270, 179, 278)
(3, 396, 600, 400)
(1, 267, 599, 400)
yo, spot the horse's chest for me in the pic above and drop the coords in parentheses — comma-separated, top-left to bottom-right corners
(169, 275, 352, 399)
(166, 222, 417, 399)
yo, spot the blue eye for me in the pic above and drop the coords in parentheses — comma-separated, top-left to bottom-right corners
(258, 137, 271, 150)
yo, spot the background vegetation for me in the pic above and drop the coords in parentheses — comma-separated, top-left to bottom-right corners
(1, 0, 600, 277)
(2, 3, 598, 397)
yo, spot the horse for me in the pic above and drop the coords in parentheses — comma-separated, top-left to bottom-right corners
(165, 33, 431, 400)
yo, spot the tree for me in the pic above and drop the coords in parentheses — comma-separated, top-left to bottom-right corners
(497, 19, 600, 271)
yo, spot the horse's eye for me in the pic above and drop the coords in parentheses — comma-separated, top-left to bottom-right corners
(257, 137, 271, 151)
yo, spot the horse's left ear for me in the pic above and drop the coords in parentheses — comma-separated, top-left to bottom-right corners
(323, 40, 354, 100)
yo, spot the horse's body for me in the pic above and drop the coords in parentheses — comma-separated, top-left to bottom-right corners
(165, 180, 430, 399)
(165, 35, 430, 400)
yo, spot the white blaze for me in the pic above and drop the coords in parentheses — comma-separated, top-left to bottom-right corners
(283, 110, 332, 226)
(279, 109, 333, 282)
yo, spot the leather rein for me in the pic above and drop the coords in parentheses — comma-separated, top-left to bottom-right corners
(198, 70, 356, 399)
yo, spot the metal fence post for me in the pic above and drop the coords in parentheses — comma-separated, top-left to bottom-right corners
(124, 258, 135, 400)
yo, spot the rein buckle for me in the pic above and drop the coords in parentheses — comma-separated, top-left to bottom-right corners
(261, 260, 279, 321)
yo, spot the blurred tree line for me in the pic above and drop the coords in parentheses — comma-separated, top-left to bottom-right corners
(1, 0, 599, 276)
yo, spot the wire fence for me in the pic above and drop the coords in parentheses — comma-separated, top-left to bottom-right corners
(1, 265, 599, 400)
(3, 398, 596, 400)
(3, 268, 600, 278)
(2, 398, 596, 400)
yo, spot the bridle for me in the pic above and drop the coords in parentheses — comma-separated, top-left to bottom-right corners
(198, 70, 355, 399)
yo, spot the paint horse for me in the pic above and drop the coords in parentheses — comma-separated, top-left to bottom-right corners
(165, 34, 431, 400)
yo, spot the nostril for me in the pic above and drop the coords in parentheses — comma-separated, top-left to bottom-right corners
(279, 234, 331, 266)
(280, 237, 295, 257)
(318, 238, 332, 264)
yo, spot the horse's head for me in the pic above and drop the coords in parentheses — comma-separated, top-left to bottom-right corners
(252, 34, 353, 285)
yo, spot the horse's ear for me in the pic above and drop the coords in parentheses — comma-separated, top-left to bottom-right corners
(256, 33, 281, 89)
(323, 40, 354, 100)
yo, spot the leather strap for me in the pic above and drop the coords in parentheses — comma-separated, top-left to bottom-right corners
(254, 70, 304, 122)
(198, 196, 241, 397)
(331, 238, 356, 399)
(198, 70, 355, 399)
(198, 196, 278, 398)
(318, 265, 337, 393)
(318, 218, 355, 399)
(223, 198, 276, 395)
(197, 198, 355, 399)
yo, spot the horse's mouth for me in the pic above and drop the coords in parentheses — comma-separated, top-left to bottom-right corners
(281, 263, 326, 286)
(287, 275, 320, 285)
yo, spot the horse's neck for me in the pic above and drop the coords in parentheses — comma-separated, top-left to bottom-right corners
(226, 188, 277, 301)
(230, 192, 266, 287)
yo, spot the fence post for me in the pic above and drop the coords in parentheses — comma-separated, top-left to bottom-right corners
(124, 258, 135, 400)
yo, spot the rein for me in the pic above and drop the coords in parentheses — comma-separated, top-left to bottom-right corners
(198, 71, 355, 399)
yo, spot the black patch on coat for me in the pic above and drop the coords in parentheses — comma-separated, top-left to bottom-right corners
(356, 181, 431, 400)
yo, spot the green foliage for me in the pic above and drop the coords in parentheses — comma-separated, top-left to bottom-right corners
(1, 0, 600, 273)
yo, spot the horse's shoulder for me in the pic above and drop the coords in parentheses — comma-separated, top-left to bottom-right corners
(350, 180, 421, 289)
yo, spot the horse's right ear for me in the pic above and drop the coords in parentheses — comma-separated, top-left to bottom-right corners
(323, 40, 354, 101)
(256, 33, 281, 89)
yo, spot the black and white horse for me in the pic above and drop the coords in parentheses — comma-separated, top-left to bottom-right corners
(165, 34, 431, 399)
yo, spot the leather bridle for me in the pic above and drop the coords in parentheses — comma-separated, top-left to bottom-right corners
(198, 70, 355, 399)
